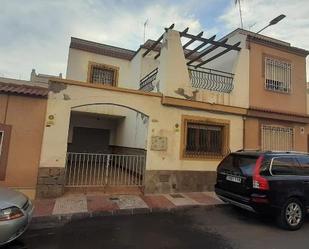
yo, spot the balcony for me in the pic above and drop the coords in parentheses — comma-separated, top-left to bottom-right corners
(188, 67, 234, 93)
(139, 66, 234, 94)
(139, 68, 158, 92)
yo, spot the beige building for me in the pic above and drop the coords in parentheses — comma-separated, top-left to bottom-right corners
(34, 26, 309, 197)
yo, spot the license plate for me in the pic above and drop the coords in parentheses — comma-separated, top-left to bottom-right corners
(226, 175, 242, 183)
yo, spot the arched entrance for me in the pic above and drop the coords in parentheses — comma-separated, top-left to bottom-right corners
(64, 103, 149, 192)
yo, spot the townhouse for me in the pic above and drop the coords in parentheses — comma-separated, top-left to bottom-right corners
(35, 26, 308, 198)
(1, 26, 308, 199)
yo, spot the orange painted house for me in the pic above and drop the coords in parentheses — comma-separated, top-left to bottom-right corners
(0, 79, 48, 198)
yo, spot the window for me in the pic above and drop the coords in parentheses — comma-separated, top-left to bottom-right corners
(261, 125, 294, 151)
(264, 57, 291, 93)
(218, 154, 259, 176)
(182, 117, 229, 159)
(0, 124, 12, 180)
(271, 157, 299, 175)
(88, 62, 118, 86)
(296, 156, 309, 175)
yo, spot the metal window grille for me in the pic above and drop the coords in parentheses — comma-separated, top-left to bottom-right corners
(0, 131, 3, 158)
(91, 66, 115, 85)
(185, 122, 223, 157)
(261, 125, 294, 151)
(265, 57, 291, 93)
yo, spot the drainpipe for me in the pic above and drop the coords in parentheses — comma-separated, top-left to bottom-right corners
(3, 95, 10, 124)
(242, 116, 246, 150)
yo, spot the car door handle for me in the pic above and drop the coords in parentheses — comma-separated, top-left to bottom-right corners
(303, 181, 309, 184)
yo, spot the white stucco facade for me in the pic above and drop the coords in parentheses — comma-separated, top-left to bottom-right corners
(40, 28, 251, 170)
(40, 83, 244, 172)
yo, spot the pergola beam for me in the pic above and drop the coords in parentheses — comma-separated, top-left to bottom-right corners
(180, 27, 189, 36)
(182, 31, 203, 49)
(187, 37, 227, 65)
(194, 41, 241, 68)
(143, 23, 174, 57)
(185, 35, 216, 59)
(182, 33, 241, 51)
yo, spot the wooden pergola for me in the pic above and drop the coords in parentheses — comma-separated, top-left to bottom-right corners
(142, 24, 241, 68)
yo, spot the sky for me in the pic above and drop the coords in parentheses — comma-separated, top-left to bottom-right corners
(1, 0, 309, 81)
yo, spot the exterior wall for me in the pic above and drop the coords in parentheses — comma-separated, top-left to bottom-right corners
(66, 48, 132, 88)
(114, 111, 148, 149)
(66, 48, 159, 91)
(39, 81, 244, 196)
(203, 33, 246, 74)
(66, 31, 249, 109)
(130, 50, 159, 89)
(68, 105, 148, 149)
(155, 30, 249, 109)
(244, 117, 309, 151)
(0, 94, 47, 199)
(156, 31, 191, 97)
(145, 170, 216, 193)
(249, 41, 307, 114)
(193, 43, 249, 108)
(68, 112, 119, 147)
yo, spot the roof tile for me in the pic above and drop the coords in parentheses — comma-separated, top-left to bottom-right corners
(0, 82, 49, 97)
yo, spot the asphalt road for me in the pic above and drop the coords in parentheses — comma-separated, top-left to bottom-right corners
(3, 205, 309, 249)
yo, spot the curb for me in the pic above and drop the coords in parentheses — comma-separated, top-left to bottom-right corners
(30, 203, 224, 229)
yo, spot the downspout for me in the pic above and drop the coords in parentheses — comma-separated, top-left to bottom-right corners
(3, 94, 9, 124)
(242, 116, 246, 150)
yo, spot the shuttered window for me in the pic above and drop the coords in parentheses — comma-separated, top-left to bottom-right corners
(265, 57, 291, 93)
(261, 125, 294, 151)
(182, 118, 229, 159)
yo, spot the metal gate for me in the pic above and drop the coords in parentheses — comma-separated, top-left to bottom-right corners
(65, 152, 146, 187)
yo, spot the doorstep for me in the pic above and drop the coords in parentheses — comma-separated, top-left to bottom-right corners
(32, 192, 224, 226)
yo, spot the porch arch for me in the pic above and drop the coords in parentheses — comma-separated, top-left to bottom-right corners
(65, 101, 149, 189)
(71, 102, 149, 118)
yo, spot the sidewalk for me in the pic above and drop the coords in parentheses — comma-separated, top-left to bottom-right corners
(32, 192, 223, 224)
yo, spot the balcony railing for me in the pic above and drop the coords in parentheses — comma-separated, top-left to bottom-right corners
(188, 67, 234, 93)
(139, 68, 158, 92)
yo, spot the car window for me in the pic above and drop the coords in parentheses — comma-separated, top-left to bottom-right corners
(296, 156, 309, 176)
(271, 157, 299, 176)
(218, 154, 258, 176)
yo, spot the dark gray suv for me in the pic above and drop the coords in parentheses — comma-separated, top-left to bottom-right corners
(215, 150, 309, 230)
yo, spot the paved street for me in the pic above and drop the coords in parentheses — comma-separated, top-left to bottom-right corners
(3, 205, 309, 249)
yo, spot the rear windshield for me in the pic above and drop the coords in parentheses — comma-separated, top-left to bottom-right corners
(218, 154, 259, 176)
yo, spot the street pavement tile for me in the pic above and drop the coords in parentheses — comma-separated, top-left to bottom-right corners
(184, 192, 222, 205)
(110, 195, 149, 209)
(87, 195, 119, 212)
(164, 194, 199, 206)
(53, 195, 88, 215)
(33, 199, 55, 217)
(141, 195, 176, 209)
(203, 191, 224, 204)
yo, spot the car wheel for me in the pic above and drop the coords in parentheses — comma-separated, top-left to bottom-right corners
(277, 198, 305, 231)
